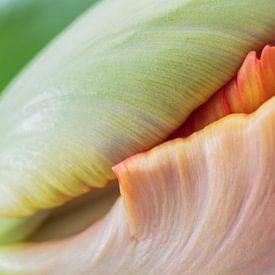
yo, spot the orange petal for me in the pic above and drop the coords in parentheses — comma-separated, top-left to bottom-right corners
(1, 97, 275, 274)
(169, 45, 275, 138)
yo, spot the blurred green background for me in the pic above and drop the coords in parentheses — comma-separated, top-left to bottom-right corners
(0, 0, 99, 93)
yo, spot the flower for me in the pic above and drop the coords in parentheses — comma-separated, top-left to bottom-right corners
(0, 0, 275, 274)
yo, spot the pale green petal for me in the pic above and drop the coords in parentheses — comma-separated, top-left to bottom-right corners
(1, 0, 275, 215)
(0, 212, 48, 244)
(30, 182, 119, 241)
(0, 182, 118, 244)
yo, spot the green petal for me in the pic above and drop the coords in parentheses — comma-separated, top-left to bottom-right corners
(0, 181, 118, 244)
(1, 0, 275, 215)
(30, 182, 119, 241)
(0, 212, 48, 244)
(0, 0, 99, 93)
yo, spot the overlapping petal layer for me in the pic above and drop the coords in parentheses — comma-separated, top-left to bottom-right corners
(1, 0, 275, 216)
(0, 96, 274, 274)
(169, 45, 275, 138)
(30, 181, 120, 241)
(0, 182, 119, 244)
(0, 212, 48, 245)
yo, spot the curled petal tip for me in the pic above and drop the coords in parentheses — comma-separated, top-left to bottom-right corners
(170, 45, 275, 138)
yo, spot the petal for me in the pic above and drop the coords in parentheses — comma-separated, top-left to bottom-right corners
(0, 212, 48, 245)
(1, 0, 275, 216)
(169, 45, 275, 138)
(31, 181, 120, 241)
(0, 182, 118, 244)
(0, 97, 274, 274)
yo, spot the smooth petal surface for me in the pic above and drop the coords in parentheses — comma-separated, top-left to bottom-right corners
(0, 212, 48, 245)
(0, 97, 274, 274)
(31, 181, 120, 241)
(0, 0, 98, 92)
(0, 181, 118, 244)
(0, 182, 119, 245)
(1, 0, 275, 216)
